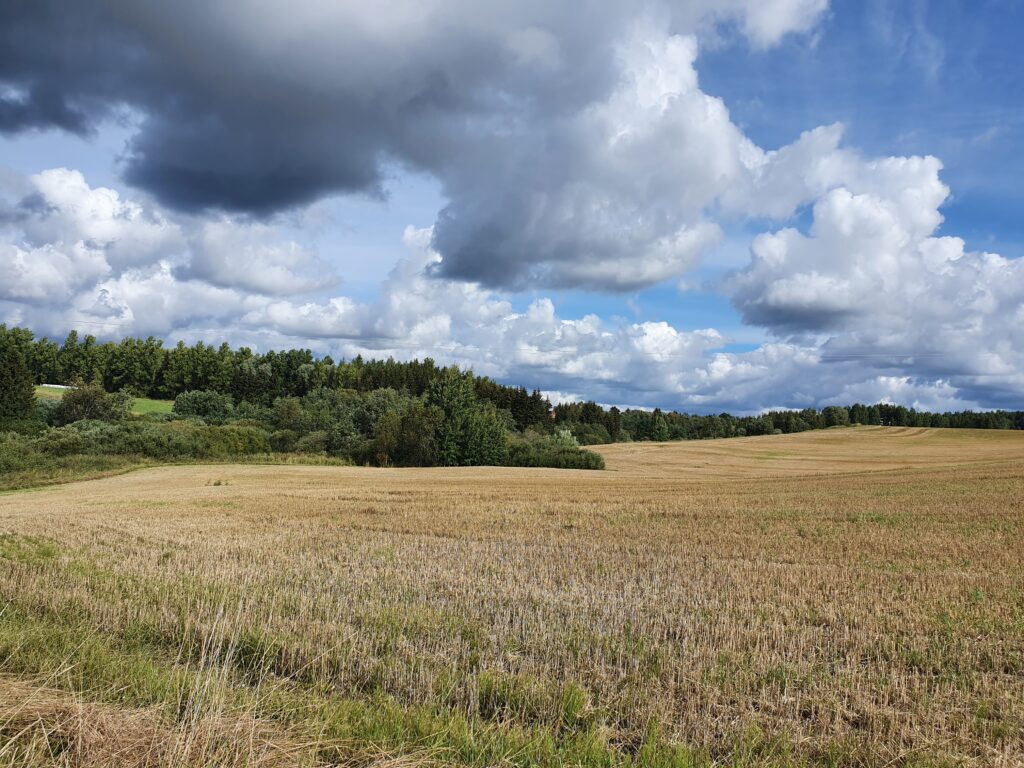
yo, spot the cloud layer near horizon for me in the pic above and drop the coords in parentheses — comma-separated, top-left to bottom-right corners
(1, 1, 1022, 413)
(1, 162, 1019, 413)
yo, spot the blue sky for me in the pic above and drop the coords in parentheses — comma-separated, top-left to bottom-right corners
(1, 1, 1022, 412)
(703, 0, 1024, 252)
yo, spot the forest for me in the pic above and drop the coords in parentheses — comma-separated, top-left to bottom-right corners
(1, 324, 1022, 483)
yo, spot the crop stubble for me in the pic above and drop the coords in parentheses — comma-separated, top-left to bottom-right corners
(1, 426, 1022, 766)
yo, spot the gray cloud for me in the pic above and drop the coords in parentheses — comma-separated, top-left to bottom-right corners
(0, 0, 828, 289)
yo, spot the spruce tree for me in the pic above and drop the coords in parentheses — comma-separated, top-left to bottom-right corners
(0, 338, 35, 421)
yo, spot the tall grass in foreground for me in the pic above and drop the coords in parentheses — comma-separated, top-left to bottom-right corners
(0, 613, 452, 768)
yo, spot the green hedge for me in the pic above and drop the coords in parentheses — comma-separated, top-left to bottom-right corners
(506, 433, 605, 470)
(33, 420, 270, 460)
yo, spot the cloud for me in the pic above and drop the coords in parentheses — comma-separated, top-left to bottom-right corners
(1, 162, 1022, 413)
(13, 169, 184, 269)
(0, 0, 828, 291)
(78, 264, 257, 340)
(0, 241, 109, 303)
(0, 167, 339, 300)
(726, 151, 1024, 408)
(731, 0, 830, 48)
(178, 219, 340, 296)
(429, 28, 743, 290)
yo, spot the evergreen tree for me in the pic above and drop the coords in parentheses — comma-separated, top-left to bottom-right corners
(0, 334, 35, 421)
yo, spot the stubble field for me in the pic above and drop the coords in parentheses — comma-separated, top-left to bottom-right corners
(0, 426, 1022, 767)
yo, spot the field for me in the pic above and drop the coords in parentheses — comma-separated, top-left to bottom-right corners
(34, 386, 174, 415)
(0, 427, 1022, 767)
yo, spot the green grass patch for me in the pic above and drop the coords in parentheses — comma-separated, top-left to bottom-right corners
(0, 534, 60, 563)
(33, 385, 66, 401)
(130, 395, 174, 415)
(34, 386, 173, 416)
(0, 453, 146, 493)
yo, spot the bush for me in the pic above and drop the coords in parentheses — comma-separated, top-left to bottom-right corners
(34, 420, 270, 460)
(296, 430, 330, 454)
(506, 432, 605, 470)
(234, 401, 273, 423)
(53, 383, 132, 425)
(461, 402, 509, 466)
(427, 368, 511, 466)
(272, 397, 304, 431)
(33, 426, 88, 457)
(8, 372, 605, 473)
(372, 400, 442, 467)
(552, 428, 578, 448)
(568, 422, 612, 445)
(173, 390, 235, 424)
(297, 388, 359, 433)
(34, 398, 60, 425)
(120, 422, 269, 459)
(270, 429, 299, 452)
(0, 432, 35, 473)
(0, 400, 59, 437)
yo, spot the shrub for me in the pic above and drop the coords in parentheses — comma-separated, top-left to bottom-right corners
(344, 437, 378, 466)
(173, 390, 235, 424)
(570, 422, 612, 445)
(272, 397, 303, 431)
(296, 430, 330, 454)
(53, 383, 132, 425)
(298, 388, 360, 433)
(427, 368, 511, 466)
(129, 422, 269, 459)
(372, 400, 442, 467)
(506, 432, 605, 470)
(270, 429, 299, 452)
(34, 398, 60, 425)
(0, 400, 59, 437)
(0, 432, 35, 473)
(230, 418, 268, 429)
(33, 425, 87, 457)
(461, 402, 509, 466)
(34, 420, 270, 461)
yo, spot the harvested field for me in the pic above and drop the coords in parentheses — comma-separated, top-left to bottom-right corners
(1, 427, 1022, 766)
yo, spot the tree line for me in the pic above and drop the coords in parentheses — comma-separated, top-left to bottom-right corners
(1, 326, 552, 431)
(552, 401, 1024, 443)
(0, 325, 603, 477)
(2, 325, 1022, 457)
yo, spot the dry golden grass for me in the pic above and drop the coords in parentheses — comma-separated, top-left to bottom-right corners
(0, 675, 314, 768)
(1, 426, 1022, 766)
(593, 425, 1024, 478)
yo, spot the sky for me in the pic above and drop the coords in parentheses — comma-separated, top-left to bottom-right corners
(1, 0, 1022, 414)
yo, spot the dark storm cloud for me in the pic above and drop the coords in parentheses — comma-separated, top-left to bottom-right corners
(0, 86, 93, 135)
(0, 1, 620, 214)
(0, 1, 403, 212)
(0, 1, 146, 133)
